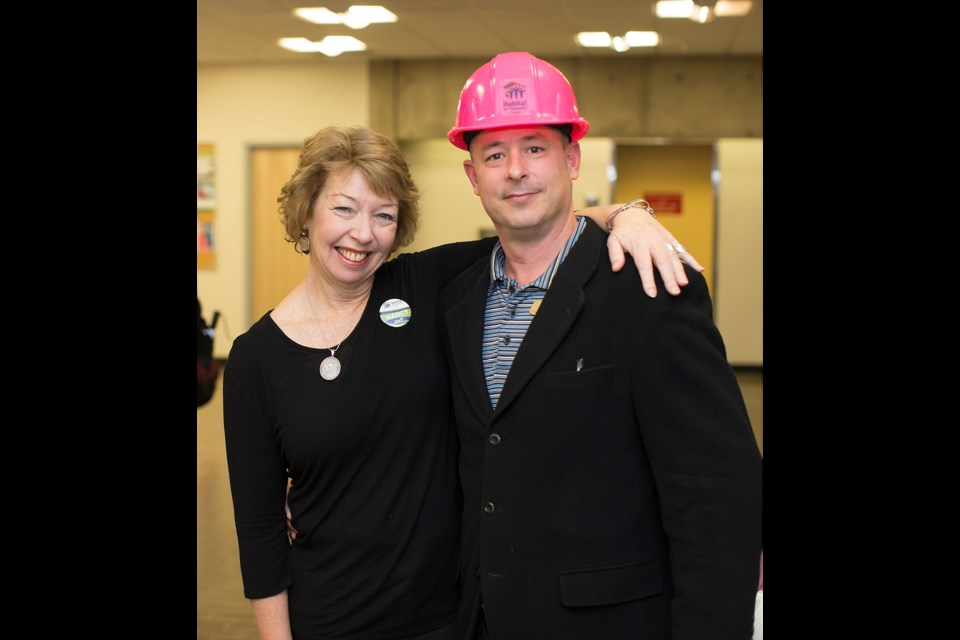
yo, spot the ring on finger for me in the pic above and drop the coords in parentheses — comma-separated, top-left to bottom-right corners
(665, 242, 677, 254)
(674, 243, 686, 255)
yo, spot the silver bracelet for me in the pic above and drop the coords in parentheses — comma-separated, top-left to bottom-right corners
(605, 199, 655, 232)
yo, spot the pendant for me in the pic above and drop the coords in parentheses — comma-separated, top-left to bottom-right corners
(320, 355, 341, 381)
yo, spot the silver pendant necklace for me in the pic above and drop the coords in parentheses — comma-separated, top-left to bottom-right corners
(304, 281, 363, 381)
(319, 346, 342, 381)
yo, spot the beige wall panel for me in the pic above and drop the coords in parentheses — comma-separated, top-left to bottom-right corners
(574, 138, 617, 210)
(251, 148, 306, 323)
(400, 139, 489, 253)
(715, 139, 763, 366)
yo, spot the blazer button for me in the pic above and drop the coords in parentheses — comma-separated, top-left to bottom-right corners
(483, 501, 496, 514)
(488, 433, 501, 446)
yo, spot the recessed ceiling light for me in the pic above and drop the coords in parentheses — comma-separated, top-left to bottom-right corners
(278, 35, 368, 56)
(575, 32, 613, 48)
(655, 1, 696, 18)
(576, 30, 660, 50)
(294, 6, 398, 29)
(279, 37, 320, 53)
(341, 5, 398, 29)
(294, 8, 341, 24)
(625, 31, 660, 47)
(715, 1, 753, 17)
(654, 1, 753, 19)
(690, 4, 715, 23)
(315, 35, 368, 56)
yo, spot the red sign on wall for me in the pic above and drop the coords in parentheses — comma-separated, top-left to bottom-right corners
(643, 192, 682, 214)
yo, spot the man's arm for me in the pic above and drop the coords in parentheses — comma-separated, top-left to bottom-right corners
(579, 202, 704, 297)
(632, 268, 762, 639)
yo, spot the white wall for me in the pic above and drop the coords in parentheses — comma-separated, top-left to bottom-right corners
(197, 62, 369, 356)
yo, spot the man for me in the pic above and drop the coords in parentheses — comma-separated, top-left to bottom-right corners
(438, 52, 762, 639)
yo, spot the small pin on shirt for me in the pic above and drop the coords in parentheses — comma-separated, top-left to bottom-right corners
(576, 358, 584, 371)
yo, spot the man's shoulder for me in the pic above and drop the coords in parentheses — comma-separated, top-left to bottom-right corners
(586, 258, 713, 324)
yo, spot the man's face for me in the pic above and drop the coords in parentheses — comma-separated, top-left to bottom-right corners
(463, 126, 580, 238)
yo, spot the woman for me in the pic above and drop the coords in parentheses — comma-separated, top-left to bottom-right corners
(223, 125, 697, 640)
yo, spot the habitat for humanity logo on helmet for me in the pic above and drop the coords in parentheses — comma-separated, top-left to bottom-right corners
(500, 79, 530, 114)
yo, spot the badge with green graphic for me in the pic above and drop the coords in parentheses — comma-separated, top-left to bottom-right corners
(379, 298, 411, 328)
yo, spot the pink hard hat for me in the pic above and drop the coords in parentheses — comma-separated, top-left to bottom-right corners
(448, 52, 590, 150)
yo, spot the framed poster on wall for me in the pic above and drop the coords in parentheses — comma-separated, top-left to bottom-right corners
(197, 143, 216, 269)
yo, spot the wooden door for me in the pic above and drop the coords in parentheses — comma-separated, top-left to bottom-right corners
(251, 147, 305, 322)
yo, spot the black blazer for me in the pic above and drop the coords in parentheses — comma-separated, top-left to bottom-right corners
(439, 220, 762, 640)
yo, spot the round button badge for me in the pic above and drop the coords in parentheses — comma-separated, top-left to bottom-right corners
(379, 298, 412, 328)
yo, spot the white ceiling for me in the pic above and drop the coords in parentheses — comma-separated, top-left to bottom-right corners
(197, 0, 763, 65)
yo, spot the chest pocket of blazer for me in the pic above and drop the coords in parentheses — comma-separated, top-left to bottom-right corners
(560, 559, 664, 607)
(543, 363, 613, 391)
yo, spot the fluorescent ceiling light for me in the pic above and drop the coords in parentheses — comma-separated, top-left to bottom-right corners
(654, 1, 752, 19)
(655, 1, 695, 18)
(690, 4, 714, 23)
(575, 32, 612, 47)
(315, 35, 367, 56)
(715, 1, 753, 16)
(625, 31, 660, 47)
(342, 5, 398, 29)
(294, 5, 398, 29)
(294, 8, 341, 24)
(278, 35, 367, 56)
(576, 30, 659, 50)
(279, 37, 320, 53)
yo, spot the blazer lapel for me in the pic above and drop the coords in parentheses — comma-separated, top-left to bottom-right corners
(444, 263, 496, 424)
(493, 222, 606, 417)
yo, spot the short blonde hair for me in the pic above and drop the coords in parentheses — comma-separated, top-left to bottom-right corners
(279, 126, 421, 253)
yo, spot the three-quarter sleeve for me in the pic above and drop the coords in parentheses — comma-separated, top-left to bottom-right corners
(222, 335, 293, 599)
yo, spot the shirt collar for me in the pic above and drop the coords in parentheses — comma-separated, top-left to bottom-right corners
(487, 216, 587, 291)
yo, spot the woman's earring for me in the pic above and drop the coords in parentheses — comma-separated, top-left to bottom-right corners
(297, 230, 310, 254)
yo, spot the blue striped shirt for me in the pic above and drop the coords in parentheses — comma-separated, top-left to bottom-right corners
(483, 216, 588, 409)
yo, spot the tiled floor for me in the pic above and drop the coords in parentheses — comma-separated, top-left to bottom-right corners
(197, 368, 762, 639)
(197, 380, 258, 640)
